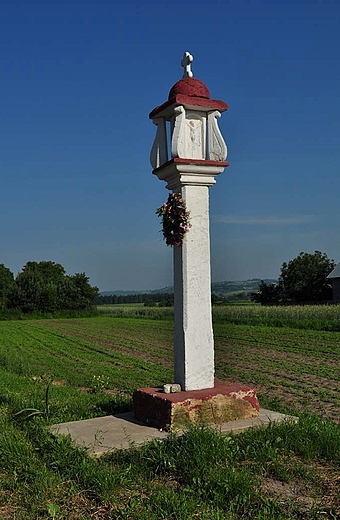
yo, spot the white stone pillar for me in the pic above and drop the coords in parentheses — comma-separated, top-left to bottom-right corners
(174, 183, 214, 390)
(149, 51, 229, 392)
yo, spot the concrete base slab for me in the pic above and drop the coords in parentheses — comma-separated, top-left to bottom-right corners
(133, 381, 260, 430)
(50, 409, 296, 457)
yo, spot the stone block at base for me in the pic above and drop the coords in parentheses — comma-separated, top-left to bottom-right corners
(133, 380, 260, 430)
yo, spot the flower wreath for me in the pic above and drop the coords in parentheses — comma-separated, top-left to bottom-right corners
(156, 192, 191, 247)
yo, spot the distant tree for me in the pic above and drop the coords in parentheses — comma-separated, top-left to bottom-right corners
(8, 261, 98, 313)
(228, 291, 252, 302)
(252, 251, 335, 305)
(211, 293, 219, 305)
(250, 281, 282, 305)
(279, 251, 335, 303)
(9, 268, 52, 313)
(0, 264, 14, 309)
(158, 298, 174, 307)
(66, 273, 99, 310)
(144, 299, 157, 307)
(56, 276, 81, 310)
(22, 261, 66, 283)
(96, 292, 175, 306)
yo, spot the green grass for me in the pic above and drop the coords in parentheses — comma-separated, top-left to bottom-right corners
(98, 302, 340, 330)
(0, 318, 172, 423)
(0, 312, 339, 518)
(213, 303, 340, 331)
(1, 412, 339, 518)
(98, 303, 146, 309)
(97, 304, 175, 319)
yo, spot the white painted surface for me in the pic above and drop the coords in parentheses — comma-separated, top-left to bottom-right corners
(208, 110, 228, 161)
(151, 105, 227, 168)
(174, 183, 214, 390)
(150, 117, 168, 170)
(150, 55, 228, 390)
(181, 51, 194, 78)
(172, 106, 207, 160)
(154, 161, 225, 190)
(152, 155, 226, 393)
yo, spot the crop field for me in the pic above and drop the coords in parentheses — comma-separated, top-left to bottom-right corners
(215, 324, 340, 422)
(0, 309, 340, 518)
(0, 311, 339, 423)
(0, 317, 174, 424)
(98, 302, 340, 330)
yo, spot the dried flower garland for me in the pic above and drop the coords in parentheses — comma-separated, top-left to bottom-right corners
(156, 192, 191, 247)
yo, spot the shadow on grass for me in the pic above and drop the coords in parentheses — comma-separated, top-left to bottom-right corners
(95, 395, 133, 416)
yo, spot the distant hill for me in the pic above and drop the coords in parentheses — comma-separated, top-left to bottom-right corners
(100, 279, 277, 298)
(211, 279, 277, 296)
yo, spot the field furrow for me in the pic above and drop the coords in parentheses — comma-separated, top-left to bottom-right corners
(1, 315, 339, 422)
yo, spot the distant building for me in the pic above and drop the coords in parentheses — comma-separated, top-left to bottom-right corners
(327, 263, 340, 302)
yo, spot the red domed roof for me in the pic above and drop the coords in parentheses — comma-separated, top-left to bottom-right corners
(149, 75, 228, 120)
(168, 77, 211, 100)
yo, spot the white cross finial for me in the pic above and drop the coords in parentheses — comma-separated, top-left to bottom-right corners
(181, 51, 194, 78)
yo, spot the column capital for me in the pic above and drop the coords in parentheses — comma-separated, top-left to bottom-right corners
(152, 157, 229, 191)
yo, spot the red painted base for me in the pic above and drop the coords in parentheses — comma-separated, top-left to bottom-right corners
(133, 380, 260, 430)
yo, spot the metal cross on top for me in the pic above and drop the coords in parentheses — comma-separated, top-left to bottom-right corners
(181, 51, 194, 78)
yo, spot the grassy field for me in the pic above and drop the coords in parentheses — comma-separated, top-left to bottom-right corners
(98, 302, 340, 330)
(0, 309, 340, 518)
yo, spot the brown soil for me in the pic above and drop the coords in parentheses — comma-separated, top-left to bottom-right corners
(40, 318, 340, 422)
(261, 460, 340, 517)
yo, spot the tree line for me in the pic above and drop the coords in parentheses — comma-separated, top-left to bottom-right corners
(97, 293, 174, 306)
(251, 251, 335, 305)
(0, 261, 99, 313)
(97, 293, 250, 306)
(1, 251, 335, 313)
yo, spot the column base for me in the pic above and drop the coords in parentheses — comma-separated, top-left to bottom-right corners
(133, 380, 260, 431)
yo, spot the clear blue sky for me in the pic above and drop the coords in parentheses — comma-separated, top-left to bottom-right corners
(2, 1, 340, 291)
